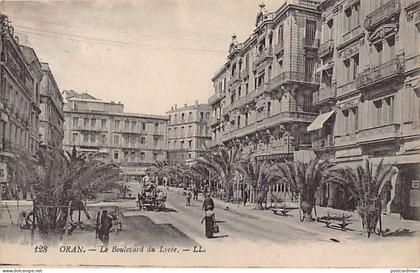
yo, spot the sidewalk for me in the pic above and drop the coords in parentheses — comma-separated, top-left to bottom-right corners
(170, 187, 420, 242)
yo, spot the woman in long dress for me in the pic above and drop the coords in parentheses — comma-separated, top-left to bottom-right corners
(202, 194, 215, 238)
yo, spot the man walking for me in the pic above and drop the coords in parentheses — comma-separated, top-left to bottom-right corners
(193, 185, 199, 201)
(96, 210, 115, 250)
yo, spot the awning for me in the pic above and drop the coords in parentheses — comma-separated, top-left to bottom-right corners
(307, 110, 336, 132)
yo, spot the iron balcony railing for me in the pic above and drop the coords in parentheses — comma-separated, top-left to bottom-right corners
(267, 71, 320, 92)
(229, 72, 242, 86)
(208, 92, 223, 105)
(304, 38, 320, 48)
(364, 0, 401, 31)
(313, 82, 337, 105)
(318, 39, 334, 58)
(274, 42, 284, 56)
(357, 123, 401, 144)
(236, 91, 257, 109)
(254, 47, 273, 67)
(312, 134, 334, 149)
(342, 25, 362, 44)
(356, 54, 405, 89)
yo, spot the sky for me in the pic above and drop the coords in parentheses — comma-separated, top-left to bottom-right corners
(0, 0, 285, 115)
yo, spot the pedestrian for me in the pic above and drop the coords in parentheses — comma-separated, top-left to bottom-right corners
(243, 188, 249, 207)
(186, 188, 192, 206)
(96, 210, 115, 250)
(193, 185, 199, 201)
(201, 193, 215, 238)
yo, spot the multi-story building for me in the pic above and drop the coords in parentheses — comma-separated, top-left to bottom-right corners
(62, 90, 168, 179)
(308, 0, 420, 219)
(39, 63, 64, 149)
(166, 101, 212, 164)
(209, 0, 322, 201)
(0, 14, 41, 191)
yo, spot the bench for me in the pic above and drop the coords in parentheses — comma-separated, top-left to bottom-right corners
(317, 212, 351, 231)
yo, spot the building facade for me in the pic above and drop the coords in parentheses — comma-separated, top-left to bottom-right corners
(39, 63, 64, 149)
(208, 0, 420, 219)
(62, 90, 168, 178)
(309, 0, 420, 219)
(166, 102, 212, 164)
(209, 0, 322, 202)
(0, 15, 42, 194)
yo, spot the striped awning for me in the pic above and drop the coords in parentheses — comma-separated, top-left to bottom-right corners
(307, 110, 336, 132)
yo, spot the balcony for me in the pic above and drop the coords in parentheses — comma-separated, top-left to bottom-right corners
(304, 38, 320, 49)
(340, 25, 362, 47)
(209, 116, 221, 127)
(334, 132, 359, 146)
(267, 71, 320, 92)
(364, 0, 401, 32)
(229, 72, 242, 86)
(208, 93, 223, 105)
(356, 55, 405, 89)
(312, 82, 337, 105)
(260, 111, 317, 129)
(357, 123, 401, 144)
(312, 134, 334, 149)
(254, 48, 273, 68)
(237, 91, 257, 109)
(336, 81, 357, 98)
(274, 42, 284, 56)
(318, 39, 334, 58)
(222, 102, 237, 115)
(235, 122, 257, 138)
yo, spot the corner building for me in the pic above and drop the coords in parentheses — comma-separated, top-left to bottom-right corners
(209, 0, 322, 200)
(311, 0, 420, 219)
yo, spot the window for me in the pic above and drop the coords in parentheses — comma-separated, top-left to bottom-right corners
(168, 128, 171, 137)
(114, 135, 119, 145)
(374, 41, 383, 65)
(91, 118, 96, 127)
(325, 19, 334, 41)
(72, 133, 78, 143)
(168, 115, 171, 124)
(343, 58, 351, 83)
(188, 140, 192, 148)
(342, 109, 350, 134)
(351, 107, 358, 132)
(352, 54, 359, 81)
(114, 120, 120, 129)
(101, 119, 106, 128)
(153, 136, 158, 146)
(374, 100, 383, 126)
(188, 153, 192, 159)
(125, 121, 129, 129)
(237, 116, 241, 128)
(267, 102, 271, 116)
(90, 134, 96, 143)
(114, 152, 119, 160)
(100, 134, 106, 144)
(140, 152, 145, 160)
(188, 112, 192, 121)
(305, 20, 317, 45)
(153, 152, 158, 161)
(188, 125, 192, 136)
(200, 112, 204, 121)
(142, 122, 146, 130)
(83, 133, 89, 143)
(278, 24, 284, 45)
(305, 57, 315, 80)
(154, 123, 159, 132)
(181, 113, 185, 122)
(385, 96, 394, 124)
(84, 118, 89, 127)
(131, 121, 136, 130)
(73, 117, 78, 127)
(140, 137, 146, 144)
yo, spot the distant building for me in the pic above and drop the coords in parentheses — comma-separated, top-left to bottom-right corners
(39, 63, 64, 149)
(0, 14, 42, 193)
(166, 101, 212, 164)
(62, 90, 168, 179)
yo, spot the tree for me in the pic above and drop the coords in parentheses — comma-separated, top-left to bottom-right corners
(326, 159, 396, 237)
(237, 157, 280, 209)
(193, 146, 242, 200)
(276, 158, 335, 221)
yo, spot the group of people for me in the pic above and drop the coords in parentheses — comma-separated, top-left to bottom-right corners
(185, 185, 199, 206)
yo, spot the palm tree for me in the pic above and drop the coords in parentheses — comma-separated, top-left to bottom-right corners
(326, 159, 396, 237)
(194, 146, 242, 201)
(276, 158, 335, 222)
(237, 157, 280, 209)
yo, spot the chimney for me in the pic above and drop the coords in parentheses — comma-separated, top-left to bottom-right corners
(195, 100, 199, 106)
(174, 104, 177, 110)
